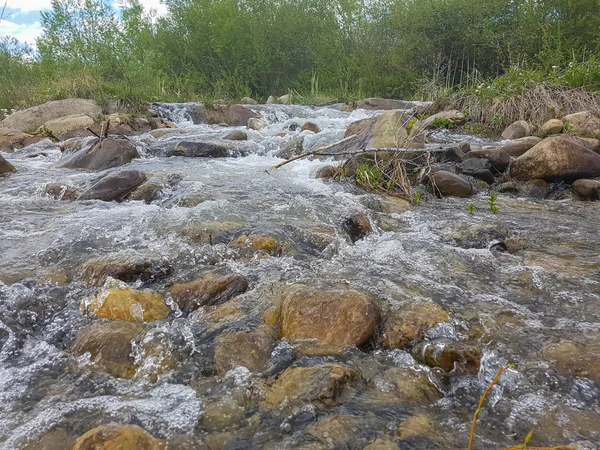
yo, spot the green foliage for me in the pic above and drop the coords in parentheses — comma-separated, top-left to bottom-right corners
(356, 164, 385, 191)
(413, 187, 428, 205)
(467, 203, 476, 215)
(489, 193, 499, 214)
(433, 117, 453, 129)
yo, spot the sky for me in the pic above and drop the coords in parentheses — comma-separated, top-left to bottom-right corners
(0, 0, 168, 46)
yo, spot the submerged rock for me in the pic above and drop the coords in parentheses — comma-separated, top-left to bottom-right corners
(82, 287, 170, 322)
(542, 340, 600, 384)
(170, 273, 249, 312)
(501, 120, 531, 140)
(70, 321, 144, 379)
(412, 339, 482, 374)
(56, 138, 140, 171)
(45, 183, 79, 200)
(369, 367, 442, 403)
(510, 136, 600, 181)
(279, 285, 380, 348)
(450, 224, 509, 249)
(276, 137, 304, 159)
(82, 254, 172, 287)
(229, 234, 281, 258)
(429, 171, 473, 197)
(342, 212, 372, 243)
(78, 170, 147, 202)
(223, 130, 248, 141)
(71, 423, 163, 450)
(0, 153, 16, 174)
(126, 180, 164, 203)
(572, 179, 600, 200)
(301, 122, 320, 133)
(172, 141, 229, 158)
(214, 329, 274, 375)
(381, 303, 450, 349)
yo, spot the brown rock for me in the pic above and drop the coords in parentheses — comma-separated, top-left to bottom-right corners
(315, 165, 338, 179)
(364, 439, 399, 450)
(412, 340, 482, 374)
(422, 110, 466, 129)
(214, 329, 274, 375)
(279, 285, 380, 347)
(82, 287, 169, 322)
(38, 114, 95, 140)
(510, 136, 600, 181)
(70, 321, 144, 379)
(499, 136, 542, 157)
(276, 137, 304, 159)
(468, 148, 511, 173)
(539, 119, 564, 137)
(202, 397, 246, 431)
(229, 234, 281, 257)
(82, 255, 171, 287)
(71, 424, 163, 450)
(204, 104, 260, 127)
(44, 183, 79, 200)
(304, 415, 361, 448)
(572, 179, 600, 200)
(78, 170, 147, 202)
(524, 179, 549, 199)
(170, 273, 249, 312)
(247, 118, 264, 131)
(0, 153, 16, 174)
(501, 120, 531, 140)
(223, 130, 248, 141)
(179, 221, 242, 245)
(563, 111, 600, 138)
(342, 212, 372, 243)
(542, 340, 600, 384)
(381, 303, 450, 349)
(126, 181, 163, 203)
(56, 138, 140, 171)
(301, 122, 320, 133)
(265, 364, 356, 407)
(370, 367, 442, 403)
(429, 171, 473, 197)
(0, 127, 44, 152)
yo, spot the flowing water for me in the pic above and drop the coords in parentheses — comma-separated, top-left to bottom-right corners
(0, 104, 599, 449)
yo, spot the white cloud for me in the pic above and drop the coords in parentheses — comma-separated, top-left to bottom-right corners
(136, 0, 168, 17)
(0, 19, 42, 46)
(3, 0, 53, 14)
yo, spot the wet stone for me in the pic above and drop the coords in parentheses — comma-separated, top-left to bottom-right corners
(169, 273, 249, 313)
(71, 423, 163, 450)
(381, 303, 450, 349)
(172, 141, 229, 158)
(342, 212, 372, 243)
(449, 224, 509, 249)
(82, 287, 170, 323)
(369, 367, 442, 403)
(229, 234, 282, 258)
(45, 183, 79, 200)
(412, 339, 482, 374)
(82, 255, 172, 287)
(78, 170, 147, 202)
(55, 138, 140, 171)
(214, 329, 274, 376)
(0, 153, 16, 174)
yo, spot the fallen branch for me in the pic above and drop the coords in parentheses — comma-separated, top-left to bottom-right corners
(86, 128, 101, 139)
(273, 134, 358, 169)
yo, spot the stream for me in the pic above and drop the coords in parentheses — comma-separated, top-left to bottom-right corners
(0, 103, 599, 449)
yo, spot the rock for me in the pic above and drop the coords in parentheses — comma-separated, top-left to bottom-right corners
(247, 118, 264, 131)
(240, 97, 258, 105)
(276, 137, 304, 159)
(279, 285, 380, 348)
(364, 439, 399, 450)
(429, 171, 473, 197)
(82, 254, 171, 287)
(450, 224, 509, 249)
(169, 273, 249, 312)
(524, 179, 549, 199)
(264, 364, 356, 407)
(202, 396, 246, 431)
(471, 169, 495, 184)
(0, 98, 102, 132)
(341, 212, 372, 243)
(99, 114, 152, 136)
(82, 287, 170, 322)
(501, 120, 531, 140)
(229, 234, 281, 258)
(304, 415, 361, 448)
(71, 424, 163, 450)
(126, 181, 163, 203)
(572, 179, 600, 200)
(510, 136, 600, 181)
(539, 119, 564, 137)
(422, 110, 466, 129)
(468, 148, 511, 173)
(499, 136, 542, 157)
(412, 339, 482, 374)
(172, 141, 229, 158)
(563, 111, 600, 138)
(78, 170, 147, 202)
(56, 138, 140, 171)
(315, 165, 338, 179)
(70, 321, 143, 378)
(458, 141, 471, 153)
(223, 130, 248, 141)
(301, 122, 320, 133)
(38, 114, 95, 140)
(266, 96, 277, 104)
(342, 98, 431, 112)
(45, 183, 79, 200)
(443, 145, 466, 162)
(398, 413, 436, 440)
(149, 117, 176, 130)
(0, 153, 16, 174)
(542, 340, 600, 384)
(576, 137, 600, 153)
(381, 303, 450, 349)
(370, 367, 442, 403)
(179, 221, 242, 245)
(203, 104, 260, 126)
(278, 94, 292, 104)
(0, 127, 44, 152)
(214, 329, 274, 375)
(458, 157, 491, 173)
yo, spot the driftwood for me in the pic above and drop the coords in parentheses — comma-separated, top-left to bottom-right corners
(273, 134, 358, 169)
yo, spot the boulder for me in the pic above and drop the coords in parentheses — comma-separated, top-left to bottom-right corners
(126, 181, 163, 203)
(266, 96, 277, 105)
(0, 98, 102, 132)
(149, 117, 176, 130)
(56, 138, 140, 171)
(82, 287, 170, 322)
(203, 104, 260, 126)
(341, 212, 372, 243)
(214, 329, 274, 375)
(70, 321, 144, 379)
(0, 154, 16, 174)
(278, 94, 292, 104)
(370, 367, 442, 403)
(72, 424, 163, 450)
(539, 119, 564, 137)
(240, 97, 258, 105)
(421, 110, 466, 129)
(178, 221, 242, 245)
(572, 179, 600, 200)
(82, 254, 172, 287)
(301, 122, 320, 133)
(229, 234, 281, 258)
(264, 364, 356, 407)
(99, 113, 152, 136)
(45, 183, 79, 200)
(524, 179, 549, 199)
(315, 165, 338, 179)
(38, 114, 95, 140)
(0, 127, 44, 152)
(499, 136, 542, 157)
(279, 285, 380, 348)
(223, 130, 248, 141)
(381, 303, 450, 349)
(169, 273, 249, 312)
(412, 339, 482, 374)
(510, 136, 600, 181)
(78, 170, 147, 202)
(467, 148, 511, 173)
(563, 111, 600, 138)
(276, 137, 304, 159)
(247, 118, 264, 131)
(429, 171, 473, 197)
(172, 141, 229, 158)
(501, 120, 531, 140)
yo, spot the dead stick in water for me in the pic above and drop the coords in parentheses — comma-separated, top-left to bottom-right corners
(273, 134, 358, 169)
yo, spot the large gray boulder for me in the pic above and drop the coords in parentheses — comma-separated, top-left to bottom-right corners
(78, 170, 147, 201)
(0, 99, 102, 132)
(56, 138, 140, 171)
(510, 136, 600, 181)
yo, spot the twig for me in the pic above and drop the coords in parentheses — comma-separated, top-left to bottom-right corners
(86, 128, 101, 139)
(0, 0, 8, 22)
(273, 134, 357, 169)
(468, 365, 511, 450)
